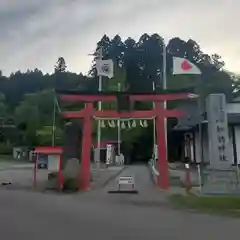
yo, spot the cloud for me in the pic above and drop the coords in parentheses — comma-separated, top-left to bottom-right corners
(0, 0, 239, 76)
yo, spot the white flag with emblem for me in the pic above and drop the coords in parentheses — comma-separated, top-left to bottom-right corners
(172, 57, 201, 75)
(96, 59, 114, 78)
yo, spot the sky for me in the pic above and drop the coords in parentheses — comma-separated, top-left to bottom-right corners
(0, 0, 239, 76)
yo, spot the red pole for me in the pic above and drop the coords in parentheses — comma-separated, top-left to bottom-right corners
(79, 103, 93, 190)
(58, 154, 63, 191)
(155, 103, 169, 189)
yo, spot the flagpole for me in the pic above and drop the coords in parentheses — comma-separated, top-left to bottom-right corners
(97, 47, 103, 166)
(152, 81, 156, 156)
(163, 42, 168, 159)
(197, 77, 204, 185)
(117, 82, 121, 156)
(51, 93, 56, 146)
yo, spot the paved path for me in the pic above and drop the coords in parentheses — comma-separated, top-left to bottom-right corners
(105, 164, 153, 191)
(83, 165, 198, 206)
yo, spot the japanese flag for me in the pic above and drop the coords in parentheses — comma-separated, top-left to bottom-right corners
(172, 57, 201, 75)
(96, 59, 114, 78)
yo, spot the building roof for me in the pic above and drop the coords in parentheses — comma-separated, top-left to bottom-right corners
(172, 102, 202, 131)
(173, 102, 240, 131)
(34, 146, 63, 154)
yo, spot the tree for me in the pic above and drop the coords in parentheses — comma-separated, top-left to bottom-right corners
(36, 126, 63, 146)
(88, 33, 238, 157)
(0, 32, 238, 153)
(231, 73, 240, 97)
(55, 57, 67, 73)
(91, 34, 234, 99)
(0, 92, 6, 118)
(15, 97, 40, 146)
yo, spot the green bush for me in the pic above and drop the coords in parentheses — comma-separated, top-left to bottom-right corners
(0, 143, 12, 155)
(170, 194, 240, 210)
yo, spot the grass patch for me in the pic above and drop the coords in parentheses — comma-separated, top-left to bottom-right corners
(169, 194, 240, 217)
(0, 154, 14, 161)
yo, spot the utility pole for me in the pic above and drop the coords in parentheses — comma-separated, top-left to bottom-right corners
(162, 42, 168, 159)
(117, 82, 121, 155)
(51, 95, 56, 146)
(96, 47, 103, 166)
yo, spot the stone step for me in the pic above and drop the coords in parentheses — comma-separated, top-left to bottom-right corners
(202, 169, 240, 195)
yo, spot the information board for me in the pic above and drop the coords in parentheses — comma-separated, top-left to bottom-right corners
(118, 176, 134, 184)
(118, 176, 135, 190)
(37, 154, 48, 169)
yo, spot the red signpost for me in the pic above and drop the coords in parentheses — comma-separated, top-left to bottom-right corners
(57, 90, 194, 191)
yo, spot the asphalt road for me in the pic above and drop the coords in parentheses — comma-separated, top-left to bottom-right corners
(0, 165, 239, 239)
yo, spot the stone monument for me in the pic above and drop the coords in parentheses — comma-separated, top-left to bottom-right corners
(206, 94, 231, 169)
(202, 94, 240, 195)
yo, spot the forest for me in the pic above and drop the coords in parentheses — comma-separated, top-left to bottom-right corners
(0, 33, 239, 156)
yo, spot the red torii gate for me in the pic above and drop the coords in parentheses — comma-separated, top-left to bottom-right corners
(57, 90, 195, 191)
